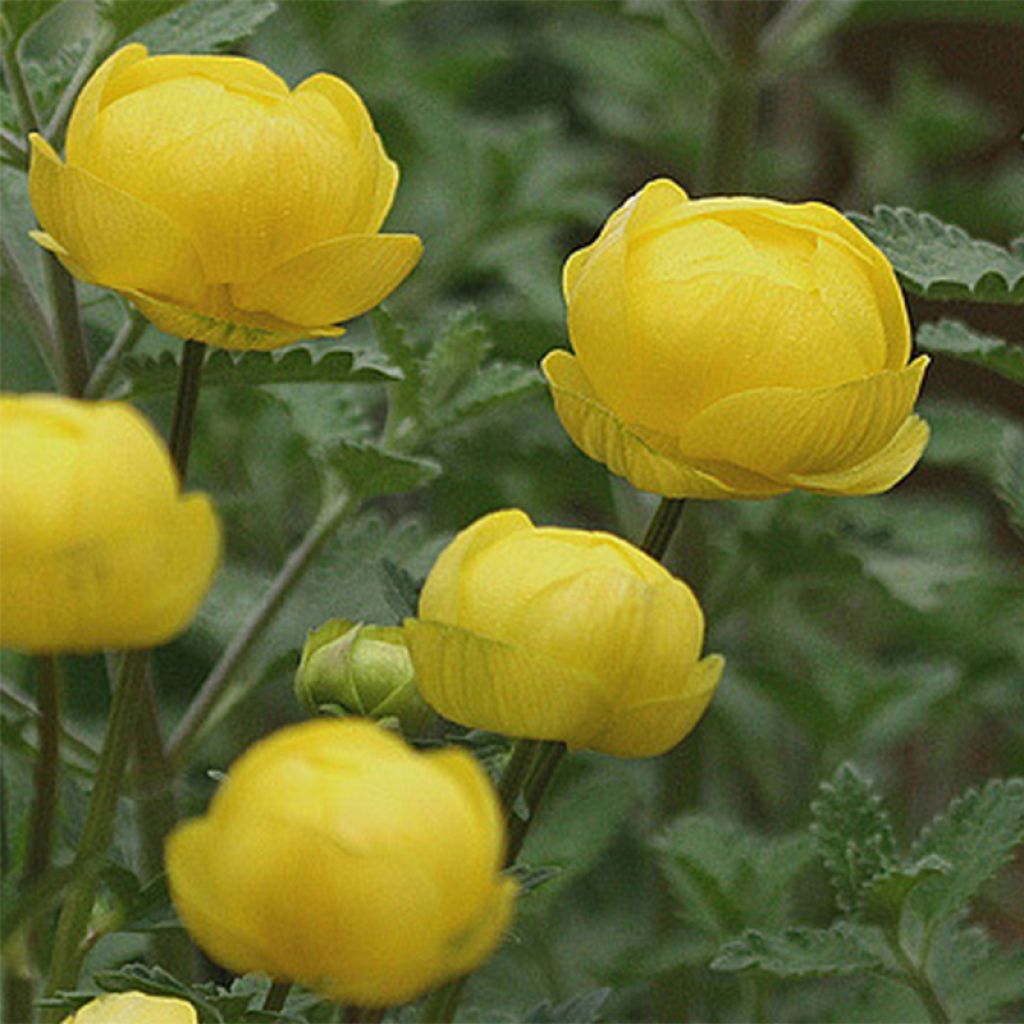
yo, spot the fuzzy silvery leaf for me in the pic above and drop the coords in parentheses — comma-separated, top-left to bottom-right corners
(916, 319, 1024, 385)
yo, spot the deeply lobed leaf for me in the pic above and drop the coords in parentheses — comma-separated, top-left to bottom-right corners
(712, 923, 885, 977)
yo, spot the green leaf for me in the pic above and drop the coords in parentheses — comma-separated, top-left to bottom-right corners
(0, 0, 61, 44)
(377, 558, 423, 619)
(712, 923, 885, 977)
(508, 863, 562, 896)
(96, 0, 185, 39)
(325, 441, 441, 499)
(120, 346, 398, 398)
(371, 307, 425, 425)
(930, 921, 1024, 1023)
(811, 763, 897, 914)
(128, 0, 279, 52)
(518, 988, 612, 1023)
(910, 778, 1024, 926)
(995, 427, 1024, 541)
(916, 319, 1024, 384)
(859, 855, 951, 926)
(421, 307, 488, 408)
(849, 206, 1024, 303)
(431, 361, 542, 433)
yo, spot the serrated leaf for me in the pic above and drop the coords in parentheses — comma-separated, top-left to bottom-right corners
(712, 923, 884, 977)
(371, 307, 425, 425)
(431, 361, 542, 432)
(931, 920, 1024, 1023)
(97, 0, 184, 39)
(811, 763, 897, 914)
(910, 777, 1024, 926)
(120, 346, 397, 398)
(128, 0, 278, 52)
(422, 308, 488, 407)
(916, 319, 1024, 384)
(849, 206, 1024, 303)
(519, 988, 612, 1023)
(995, 427, 1024, 541)
(326, 441, 440, 499)
(859, 854, 951, 926)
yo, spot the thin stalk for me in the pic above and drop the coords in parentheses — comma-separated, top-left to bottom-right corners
(505, 742, 565, 866)
(884, 925, 951, 1024)
(44, 650, 150, 1013)
(1, 124, 29, 168)
(1, 235, 60, 387)
(263, 981, 290, 1013)
(43, 33, 105, 144)
(2, 39, 40, 134)
(167, 492, 356, 766)
(43, 253, 91, 397)
(0, 678, 99, 765)
(84, 310, 147, 399)
(168, 340, 206, 478)
(641, 498, 686, 561)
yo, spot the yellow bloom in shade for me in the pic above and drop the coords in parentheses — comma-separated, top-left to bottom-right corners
(166, 719, 515, 1007)
(61, 992, 197, 1024)
(28, 44, 421, 350)
(543, 179, 929, 499)
(404, 509, 723, 758)
(0, 394, 220, 652)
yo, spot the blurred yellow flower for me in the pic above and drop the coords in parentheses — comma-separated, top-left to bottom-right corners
(61, 991, 196, 1023)
(543, 179, 929, 499)
(166, 719, 515, 1007)
(28, 44, 421, 350)
(0, 394, 220, 652)
(405, 509, 723, 758)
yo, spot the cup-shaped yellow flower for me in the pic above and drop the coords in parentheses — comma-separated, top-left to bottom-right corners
(166, 719, 516, 1007)
(28, 44, 421, 350)
(404, 509, 723, 758)
(0, 393, 220, 652)
(61, 992, 197, 1024)
(542, 179, 930, 499)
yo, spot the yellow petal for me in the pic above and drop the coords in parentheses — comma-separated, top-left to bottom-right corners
(583, 654, 723, 757)
(28, 134, 206, 304)
(231, 233, 422, 326)
(404, 619, 612, 747)
(65, 43, 148, 166)
(418, 509, 533, 622)
(121, 287, 343, 350)
(65, 992, 198, 1024)
(787, 414, 930, 495)
(541, 349, 787, 499)
(675, 356, 929, 479)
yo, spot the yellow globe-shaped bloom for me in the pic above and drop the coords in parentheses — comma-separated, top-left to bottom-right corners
(28, 44, 421, 350)
(61, 992, 196, 1024)
(404, 509, 723, 758)
(543, 179, 929, 499)
(0, 394, 220, 653)
(165, 719, 516, 1007)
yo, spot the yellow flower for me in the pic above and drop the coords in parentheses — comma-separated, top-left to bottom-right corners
(404, 509, 723, 758)
(28, 44, 421, 350)
(61, 992, 197, 1024)
(165, 719, 515, 1007)
(0, 393, 220, 652)
(543, 179, 929, 499)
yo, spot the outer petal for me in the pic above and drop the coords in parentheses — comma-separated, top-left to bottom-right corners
(231, 233, 422, 326)
(122, 288, 343, 350)
(404, 619, 612, 747)
(584, 654, 724, 757)
(418, 509, 533, 623)
(675, 356, 929, 479)
(786, 414, 930, 495)
(28, 134, 206, 305)
(542, 349, 787, 499)
(65, 43, 148, 165)
(64, 992, 198, 1024)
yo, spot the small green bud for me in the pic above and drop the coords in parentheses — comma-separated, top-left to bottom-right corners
(295, 619, 433, 736)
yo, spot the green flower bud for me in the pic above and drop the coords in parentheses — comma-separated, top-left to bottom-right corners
(295, 619, 432, 736)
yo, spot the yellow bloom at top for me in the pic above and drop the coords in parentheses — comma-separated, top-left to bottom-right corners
(543, 179, 929, 499)
(0, 393, 220, 652)
(28, 45, 422, 350)
(61, 991, 196, 1024)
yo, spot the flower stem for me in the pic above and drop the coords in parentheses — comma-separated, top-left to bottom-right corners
(84, 309, 147, 399)
(884, 925, 951, 1024)
(44, 650, 150, 1013)
(166, 492, 356, 767)
(263, 981, 290, 1012)
(641, 498, 686, 561)
(168, 340, 206, 478)
(1, 235, 60, 386)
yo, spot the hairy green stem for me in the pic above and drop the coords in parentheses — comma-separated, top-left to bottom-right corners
(168, 340, 206, 478)
(263, 980, 291, 1013)
(166, 492, 356, 766)
(43, 253, 91, 397)
(884, 926, 951, 1024)
(84, 310, 147, 399)
(44, 651, 150, 1013)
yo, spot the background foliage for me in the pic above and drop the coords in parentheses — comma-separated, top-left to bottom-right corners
(2, 1, 1022, 1022)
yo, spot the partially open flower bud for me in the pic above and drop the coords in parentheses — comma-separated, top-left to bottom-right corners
(295, 619, 432, 735)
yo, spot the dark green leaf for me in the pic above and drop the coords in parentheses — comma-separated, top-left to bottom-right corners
(120, 346, 397, 398)
(371, 308, 425, 427)
(128, 0, 279, 52)
(422, 307, 488, 408)
(811, 763, 896, 914)
(519, 988, 611, 1023)
(712, 923, 884, 977)
(910, 778, 1024, 926)
(508, 863, 562, 896)
(0, 0, 60, 43)
(995, 427, 1024, 541)
(859, 855, 950, 926)
(431, 362, 542, 433)
(916, 319, 1024, 384)
(96, 0, 185, 39)
(378, 558, 423, 619)
(325, 441, 441, 499)
(849, 206, 1024, 303)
